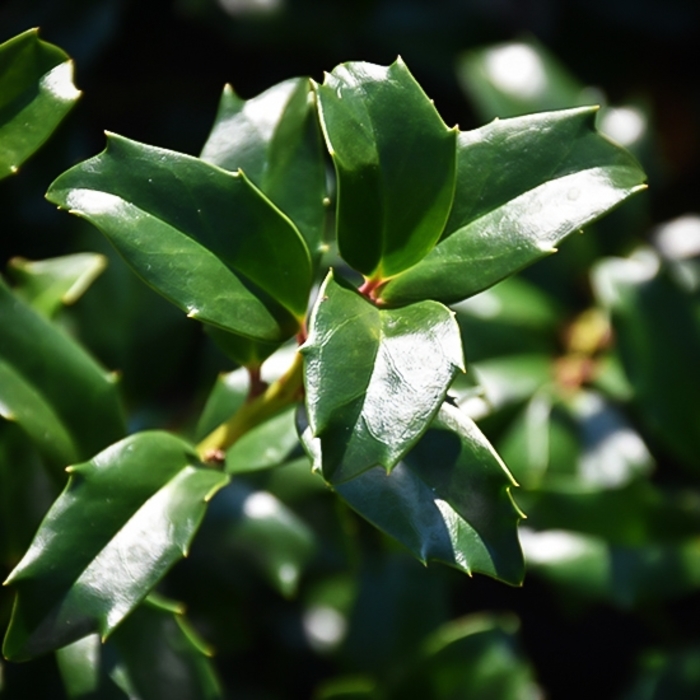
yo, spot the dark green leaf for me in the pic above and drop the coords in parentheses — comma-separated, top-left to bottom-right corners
(315, 58, 456, 279)
(7, 253, 107, 319)
(46, 134, 312, 342)
(302, 271, 464, 483)
(0, 29, 80, 179)
(386, 614, 540, 700)
(0, 278, 125, 467)
(109, 596, 222, 700)
(622, 647, 700, 700)
(520, 527, 700, 608)
(211, 483, 315, 597)
(55, 596, 222, 700)
(2, 431, 229, 660)
(300, 403, 524, 584)
(380, 107, 646, 305)
(593, 249, 700, 472)
(201, 78, 327, 262)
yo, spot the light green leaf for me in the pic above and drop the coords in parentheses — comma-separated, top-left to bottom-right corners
(379, 107, 646, 305)
(201, 78, 327, 262)
(301, 403, 524, 584)
(7, 253, 107, 319)
(0, 278, 125, 467)
(302, 271, 464, 483)
(315, 58, 456, 279)
(46, 133, 312, 342)
(2, 431, 229, 661)
(0, 28, 80, 179)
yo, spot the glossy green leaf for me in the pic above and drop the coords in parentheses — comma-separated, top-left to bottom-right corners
(315, 58, 456, 279)
(593, 249, 700, 472)
(386, 614, 540, 700)
(379, 107, 646, 305)
(207, 482, 315, 597)
(300, 403, 524, 584)
(0, 278, 125, 466)
(2, 431, 229, 660)
(7, 253, 107, 319)
(201, 78, 327, 262)
(302, 271, 464, 483)
(46, 134, 312, 342)
(0, 29, 80, 179)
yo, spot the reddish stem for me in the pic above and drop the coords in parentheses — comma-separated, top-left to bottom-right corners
(246, 365, 268, 401)
(358, 277, 384, 302)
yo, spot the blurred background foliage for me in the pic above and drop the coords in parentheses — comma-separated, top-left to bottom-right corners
(2, 0, 700, 698)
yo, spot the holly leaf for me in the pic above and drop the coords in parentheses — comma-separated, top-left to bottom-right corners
(299, 403, 524, 584)
(201, 77, 327, 263)
(379, 107, 646, 305)
(46, 134, 312, 343)
(301, 271, 463, 483)
(2, 431, 229, 661)
(0, 278, 125, 469)
(7, 253, 107, 319)
(315, 58, 456, 279)
(0, 28, 80, 179)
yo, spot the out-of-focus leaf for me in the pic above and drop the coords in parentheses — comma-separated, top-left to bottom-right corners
(195, 341, 300, 441)
(207, 482, 315, 597)
(56, 634, 126, 699)
(314, 675, 377, 699)
(0, 28, 80, 179)
(451, 275, 562, 361)
(46, 134, 312, 343)
(300, 403, 524, 584)
(519, 481, 700, 545)
(520, 527, 700, 608)
(56, 596, 222, 700)
(457, 40, 589, 121)
(340, 553, 449, 674)
(498, 390, 651, 490)
(0, 278, 125, 468)
(458, 39, 652, 159)
(2, 431, 229, 660)
(7, 253, 106, 318)
(108, 595, 222, 700)
(593, 249, 700, 472)
(379, 108, 646, 305)
(315, 58, 456, 279)
(302, 271, 463, 483)
(386, 614, 541, 700)
(201, 78, 327, 262)
(0, 423, 57, 567)
(621, 647, 700, 700)
(225, 406, 298, 474)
